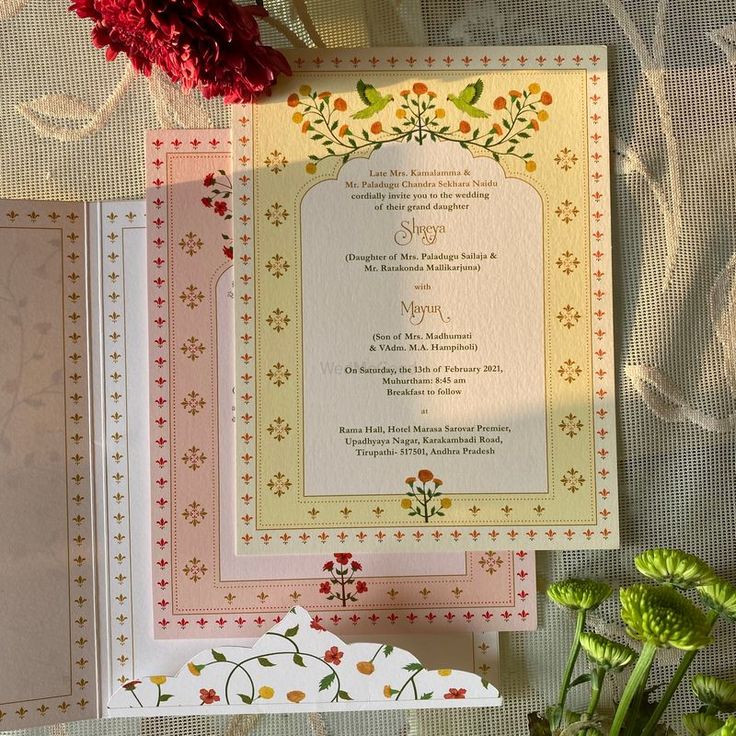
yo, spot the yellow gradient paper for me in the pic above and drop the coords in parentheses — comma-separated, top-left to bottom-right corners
(233, 47, 618, 553)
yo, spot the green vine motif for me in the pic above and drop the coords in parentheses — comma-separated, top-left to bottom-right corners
(383, 662, 434, 701)
(180, 626, 352, 705)
(401, 469, 451, 522)
(288, 80, 553, 174)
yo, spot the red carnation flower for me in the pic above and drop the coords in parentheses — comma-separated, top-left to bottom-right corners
(355, 580, 368, 593)
(334, 553, 352, 565)
(319, 581, 331, 594)
(310, 618, 326, 631)
(213, 200, 228, 216)
(323, 560, 334, 572)
(350, 560, 362, 571)
(69, 0, 292, 103)
(223, 245, 233, 259)
(203, 173, 216, 187)
(201, 197, 213, 208)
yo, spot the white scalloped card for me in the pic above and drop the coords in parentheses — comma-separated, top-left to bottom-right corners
(107, 607, 501, 714)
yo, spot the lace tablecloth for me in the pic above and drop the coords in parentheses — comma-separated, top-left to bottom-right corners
(1, 1, 735, 734)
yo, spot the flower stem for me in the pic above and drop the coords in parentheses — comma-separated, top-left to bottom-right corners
(553, 609, 586, 728)
(586, 668, 605, 719)
(609, 642, 658, 736)
(640, 610, 718, 736)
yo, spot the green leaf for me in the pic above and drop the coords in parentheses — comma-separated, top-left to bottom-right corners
(158, 694, 174, 702)
(239, 694, 253, 704)
(338, 690, 352, 701)
(217, 169, 226, 176)
(420, 692, 433, 700)
(311, 133, 323, 140)
(257, 657, 275, 667)
(403, 662, 423, 672)
(319, 672, 336, 691)
(568, 673, 592, 688)
(502, 119, 511, 130)
(293, 654, 306, 667)
(383, 645, 394, 657)
(211, 650, 226, 662)
(284, 625, 299, 638)
(518, 132, 530, 139)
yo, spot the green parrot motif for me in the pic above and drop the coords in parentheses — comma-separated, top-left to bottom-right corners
(351, 80, 394, 119)
(447, 79, 488, 118)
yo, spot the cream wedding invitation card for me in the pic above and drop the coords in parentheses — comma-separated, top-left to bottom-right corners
(233, 46, 618, 553)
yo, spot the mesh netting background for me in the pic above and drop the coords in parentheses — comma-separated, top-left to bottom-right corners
(2, 0, 736, 734)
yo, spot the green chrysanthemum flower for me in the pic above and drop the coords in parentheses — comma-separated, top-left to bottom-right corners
(547, 579, 612, 611)
(721, 716, 736, 736)
(682, 713, 724, 736)
(692, 674, 736, 712)
(698, 580, 736, 621)
(634, 549, 718, 589)
(579, 632, 637, 671)
(619, 584, 712, 650)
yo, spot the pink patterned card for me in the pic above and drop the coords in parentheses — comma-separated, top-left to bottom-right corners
(146, 132, 537, 639)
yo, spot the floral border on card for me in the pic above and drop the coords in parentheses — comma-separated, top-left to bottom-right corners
(101, 202, 145, 687)
(0, 203, 95, 729)
(233, 46, 617, 552)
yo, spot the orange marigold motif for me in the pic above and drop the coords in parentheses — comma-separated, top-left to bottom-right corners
(541, 91, 553, 105)
(356, 661, 375, 675)
(412, 82, 428, 95)
(417, 469, 434, 483)
(459, 120, 471, 133)
(287, 93, 299, 107)
(338, 123, 349, 136)
(370, 121, 383, 134)
(509, 89, 522, 98)
(333, 97, 347, 111)
(493, 96, 506, 110)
